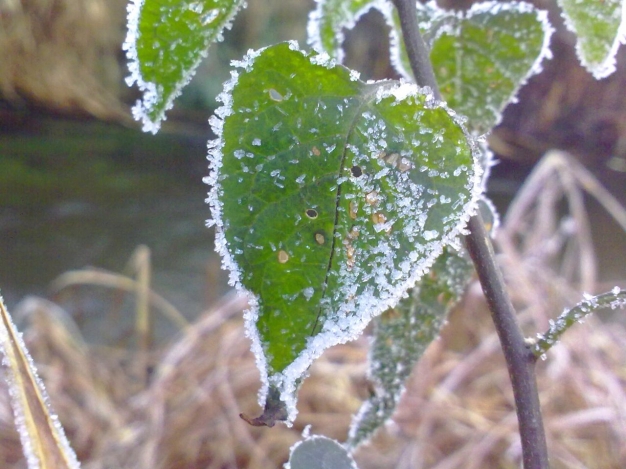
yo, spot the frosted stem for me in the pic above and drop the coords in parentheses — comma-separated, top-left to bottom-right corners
(533, 288, 626, 357)
(391, 0, 550, 467)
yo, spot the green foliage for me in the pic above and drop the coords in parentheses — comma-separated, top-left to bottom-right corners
(348, 248, 473, 447)
(124, 0, 626, 453)
(208, 41, 479, 420)
(124, 0, 245, 132)
(390, 1, 553, 133)
(557, 0, 626, 79)
(307, 0, 383, 62)
(308, 1, 553, 134)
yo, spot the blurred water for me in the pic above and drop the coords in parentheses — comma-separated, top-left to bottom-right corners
(0, 118, 230, 344)
(1, 117, 624, 345)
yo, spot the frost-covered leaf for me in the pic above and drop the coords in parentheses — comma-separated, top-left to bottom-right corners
(347, 248, 473, 447)
(388, 1, 553, 133)
(557, 0, 626, 79)
(124, 0, 245, 133)
(206, 41, 480, 423)
(0, 295, 81, 469)
(286, 435, 358, 469)
(307, 0, 388, 63)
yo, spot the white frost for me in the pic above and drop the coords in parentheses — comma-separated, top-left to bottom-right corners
(558, 0, 626, 79)
(123, 0, 246, 133)
(307, 0, 390, 63)
(0, 296, 81, 469)
(206, 42, 483, 424)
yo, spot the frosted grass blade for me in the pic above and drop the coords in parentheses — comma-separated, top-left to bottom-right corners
(0, 295, 81, 469)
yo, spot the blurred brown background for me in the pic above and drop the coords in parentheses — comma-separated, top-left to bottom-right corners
(0, 1, 625, 468)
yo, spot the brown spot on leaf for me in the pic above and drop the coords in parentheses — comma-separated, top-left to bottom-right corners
(349, 201, 358, 220)
(277, 250, 289, 263)
(365, 190, 378, 206)
(371, 212, 387, 225)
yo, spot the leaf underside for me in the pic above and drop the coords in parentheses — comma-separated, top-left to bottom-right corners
(348, 248, 473, 448)
(125, 0, 245, 133)
(287, 435, 358, 469)
(208, 42, 478, 422)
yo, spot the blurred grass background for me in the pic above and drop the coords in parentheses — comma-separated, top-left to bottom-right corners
(0, 0, 625, 467)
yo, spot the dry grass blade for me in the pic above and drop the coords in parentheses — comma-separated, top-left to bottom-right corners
(49, 268, 188, 330)
(0, 295, 80, 469)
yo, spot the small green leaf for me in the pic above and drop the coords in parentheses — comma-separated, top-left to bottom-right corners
(557, 0, 626, 79)
(206, 42, 480, 422)
(307, 0, 385, 63)
(388, 1, 553, 133)
(124, 0, 245, 133)
(286, 435, 358, 469)
(347, 248, 473, 448)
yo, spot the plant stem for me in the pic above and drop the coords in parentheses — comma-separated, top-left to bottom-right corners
(391, 0, 440, 97)
(391, 0, 549, 467)
(533, 288, 626, 358)
(465, 216, 549, 469)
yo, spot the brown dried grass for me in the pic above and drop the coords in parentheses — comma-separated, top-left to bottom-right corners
(0, 0, 128, 120)
(0, 152, 625, 468)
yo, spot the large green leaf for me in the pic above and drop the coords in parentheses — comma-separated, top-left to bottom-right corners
(206, 41, 480, 423)
(347, 248, 473, 448)
(124, 0, 245, 133)
(387, 1, 553, 134)
(557, 0, 626, 79)
(307, 0, 386, 63)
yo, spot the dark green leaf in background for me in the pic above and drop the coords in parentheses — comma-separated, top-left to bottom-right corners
(557, 0, 625, 79)
(307, 0, 384, 63)
(206, 42, 479, 422)
(347, 248, 474, 447)
(388, 1, 553, 134)
(124, 0, 245, 133)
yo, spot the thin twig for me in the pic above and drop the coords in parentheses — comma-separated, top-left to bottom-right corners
(533, 288, 626, 358)
(390, 0, 550, 467)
